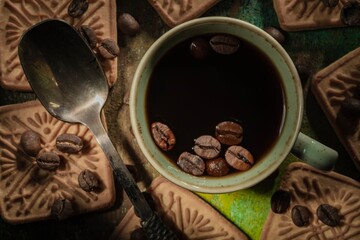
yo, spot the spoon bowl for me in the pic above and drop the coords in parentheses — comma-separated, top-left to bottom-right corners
(18, 19, 107, 123)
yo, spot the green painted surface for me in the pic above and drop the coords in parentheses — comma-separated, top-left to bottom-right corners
(0, 0, 359, 239)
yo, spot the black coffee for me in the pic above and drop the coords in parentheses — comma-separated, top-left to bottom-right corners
(146, 34, 285, 170)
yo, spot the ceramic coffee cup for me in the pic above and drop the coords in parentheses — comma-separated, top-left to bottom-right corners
(129, 17, 338, 193)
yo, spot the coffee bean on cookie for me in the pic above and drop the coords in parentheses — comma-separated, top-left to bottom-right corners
(271, 189, 291, 214)
(20, 130, 42, 157)
(56, 133, 84, 153)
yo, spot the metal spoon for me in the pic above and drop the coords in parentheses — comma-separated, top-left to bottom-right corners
(18, 19, 178, 240)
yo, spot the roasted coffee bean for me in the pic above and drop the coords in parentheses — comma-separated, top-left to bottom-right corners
(98, 38, 120, 59)
(291, 205, 312, 227)
(322, 0, 339, 8)
(263, 26, 286, 45)
(51, 198, 73, 220)
(20, 130, 42, 157)
(79, 25, 97, 49)
(215, 121, 243, 145)
(340, 97, 360, 116)
(78, 169, 100, 192)
(205, 157, 230, 177)
(193, 135, 221, 159)
(209, 34, 240, 55)
(224, 145, 254, 171)
(190, 37, 212, 60)
(68, 0, 88, 18)
(177, 152, 205, 176)
(36, 151, 61, 171)
(118, 13, 140, 37)
(294, 54, 312, 82)
(151, 122, 176, 151)
(270, 189, 291, 214)
(130, 227, 147, 240)
(317, 204, 341, 227)
(341, 1, 360, 26)
(56, 133, 83, 153)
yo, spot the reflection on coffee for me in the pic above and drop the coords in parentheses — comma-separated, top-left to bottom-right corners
(146, 34, 285, 175)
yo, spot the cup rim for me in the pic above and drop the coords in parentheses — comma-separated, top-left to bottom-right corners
(130, 16, 303, 193)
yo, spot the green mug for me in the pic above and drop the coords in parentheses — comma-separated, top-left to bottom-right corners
(130, 17, 338, 193)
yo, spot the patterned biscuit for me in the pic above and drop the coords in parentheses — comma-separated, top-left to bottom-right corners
(273, 0, 358, 31)
(110, 176, 248, 240)
(261, 162, 360, 240)
(0, 0, 117, 91)
(0, 100, 115, 224)
(311, 47, 360, 171)
(147, 0, 221, 27)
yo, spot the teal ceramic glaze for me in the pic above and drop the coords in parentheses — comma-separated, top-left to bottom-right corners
(130, 17, 337, 193)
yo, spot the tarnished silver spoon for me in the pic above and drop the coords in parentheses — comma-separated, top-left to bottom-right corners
(18, 19, 178, 240)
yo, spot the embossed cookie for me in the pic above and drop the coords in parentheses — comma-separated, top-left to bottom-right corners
(311, 47, 360, 171)
(147, 0, 221, 27)
(0, 101, 115, 224)
(261, 162, 360, 240)
(273, 0, 358, 31)
(0, 0, 117, 91)
(110, 176, 248, 240)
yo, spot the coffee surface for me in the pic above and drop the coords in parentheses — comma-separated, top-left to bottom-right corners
(146, 35, 285, 168)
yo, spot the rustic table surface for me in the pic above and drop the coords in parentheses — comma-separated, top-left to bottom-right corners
(1, 0, 359, 239)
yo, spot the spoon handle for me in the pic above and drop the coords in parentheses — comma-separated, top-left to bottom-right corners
(84, 113, 179, 240)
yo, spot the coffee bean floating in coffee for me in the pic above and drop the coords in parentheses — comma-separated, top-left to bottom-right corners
(205, 157, 230, 176)
(209, 34, 241, 55)
(177, 152, 205, 176)
(225, 145, 254, 171)
(270, 189, 291, 214)
(193, 135, 221, 159)
(215, 121, 244, 145)
(151, 122, 176, 151)
(189, 37, 212, 60)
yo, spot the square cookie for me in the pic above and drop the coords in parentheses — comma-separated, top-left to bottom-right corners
(0, 0, 117, 91)
(261, 162, 360, 240)
(0, 100, 115, 224)
(273, 0, 353, 31)
(311, 47, 360, 171)
(147, 0, 221, 27)
(110, 176, 248, 240)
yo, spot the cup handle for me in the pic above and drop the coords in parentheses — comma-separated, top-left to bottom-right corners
(291, 132, 338, 171)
